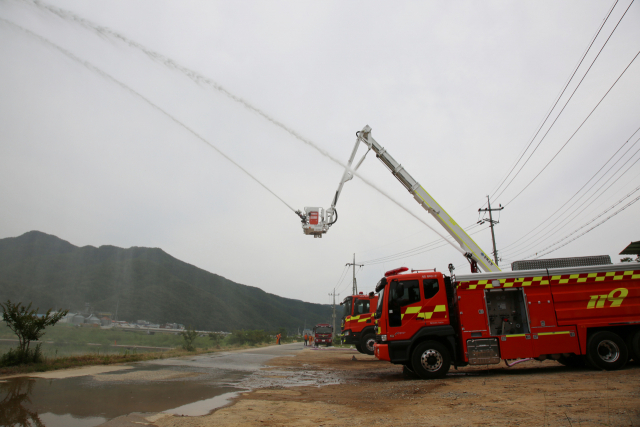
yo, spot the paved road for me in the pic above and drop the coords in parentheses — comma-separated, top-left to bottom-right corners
(148, 342, 303, 371)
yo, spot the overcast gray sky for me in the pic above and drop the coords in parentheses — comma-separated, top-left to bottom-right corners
(1, 0, 639, 304)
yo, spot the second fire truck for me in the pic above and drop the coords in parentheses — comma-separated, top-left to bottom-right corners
(340, 292, 379, 354)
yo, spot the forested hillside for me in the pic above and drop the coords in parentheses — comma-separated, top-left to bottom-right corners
(0, 231, 332, 332)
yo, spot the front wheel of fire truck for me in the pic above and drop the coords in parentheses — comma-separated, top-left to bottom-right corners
(586, 331, 628, 371)
(361, 333, 376, 356)
(355, 343, 364, 353)
(411, 340, 451, 380)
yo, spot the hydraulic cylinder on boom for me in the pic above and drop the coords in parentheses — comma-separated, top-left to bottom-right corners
(296, 125, 500, 273)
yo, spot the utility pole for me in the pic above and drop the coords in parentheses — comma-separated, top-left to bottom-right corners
(346, 253, 363, 295)
(329, 288, 339, 340)
(478, 195, 504, 265)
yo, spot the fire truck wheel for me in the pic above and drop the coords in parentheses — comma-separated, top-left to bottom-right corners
(626, 330, 640, 361)
(586, 331, 628, 371)
(411, 340, 451, 380)
(355, 344, 364, 353)
(361, 333, 376, 355)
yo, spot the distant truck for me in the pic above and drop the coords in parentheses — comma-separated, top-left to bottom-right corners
(341, 292, 379, 355)
(313, 323, 333, 346)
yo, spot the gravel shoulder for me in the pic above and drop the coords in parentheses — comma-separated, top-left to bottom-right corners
(154, 346, 640, 427)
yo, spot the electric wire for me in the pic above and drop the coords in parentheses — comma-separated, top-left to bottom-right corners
(499, 126, 640, 254)
(502, 49, 640, 207)
(336, 266, 363, 296)
(333, 265, 349, 290)
(489, 0, 620, 201)
(504, 144, 640, 258)
(498, 4, 638, 206)
(522, 186, 640, 259)
(362, 225, 490, 266)
(359, 223, 481, 264)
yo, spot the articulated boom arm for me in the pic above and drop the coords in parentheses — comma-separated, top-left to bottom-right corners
(297, 125, 500, 273)
(357, 126, 500, 273)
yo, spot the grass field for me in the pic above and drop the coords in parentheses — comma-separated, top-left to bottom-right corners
(0, 322, 216, 355)
(0, 323, 303, 375)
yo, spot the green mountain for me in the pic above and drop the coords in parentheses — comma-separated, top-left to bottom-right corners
(0, 231, 332, 332)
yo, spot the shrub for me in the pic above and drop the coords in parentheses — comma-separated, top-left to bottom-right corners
(181, 326, 198, 352)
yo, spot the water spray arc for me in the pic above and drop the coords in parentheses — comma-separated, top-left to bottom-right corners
(0, 18, 297, 213)
(26, 0, 458, 243)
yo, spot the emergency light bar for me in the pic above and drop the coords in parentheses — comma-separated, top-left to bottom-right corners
(384, 267, 409, 277)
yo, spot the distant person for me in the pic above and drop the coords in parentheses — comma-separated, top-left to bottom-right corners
(309, 335, 314, 346)
(276, 333, 281, 345)
(303, 333, 308, 346)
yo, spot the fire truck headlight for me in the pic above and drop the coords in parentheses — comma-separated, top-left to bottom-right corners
(380, 335, 387, 342)
(344, 331, 350, 336)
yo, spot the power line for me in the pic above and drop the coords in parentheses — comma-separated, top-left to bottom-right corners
(362, 226, 490, 266)
(499, 127, 640, 254)
(503, 48, 640, 206)
(494, 1, 635, 204)
(504, 145, 640, 258)
(523, 187, 640, 258)
(360, 223, 480, 264)
(489, 0, 621, 201)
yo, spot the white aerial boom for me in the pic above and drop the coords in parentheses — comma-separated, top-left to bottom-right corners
(295, 125, 500, 273)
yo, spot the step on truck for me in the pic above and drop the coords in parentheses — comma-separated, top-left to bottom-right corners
(313, 323, 333, 346)
(373, 264, 640, 379)
(340, 291, 379, 354)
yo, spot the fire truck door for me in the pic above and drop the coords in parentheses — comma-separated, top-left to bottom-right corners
(386, 279, 424, 340)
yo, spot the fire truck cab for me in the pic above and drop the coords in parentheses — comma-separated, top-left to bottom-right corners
(373, 264, 640, 379)
(341, 292, 379, 355)
(313, 323, 333, 346)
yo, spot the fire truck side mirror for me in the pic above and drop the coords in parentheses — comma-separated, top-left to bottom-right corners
(373, 312, 381, 319)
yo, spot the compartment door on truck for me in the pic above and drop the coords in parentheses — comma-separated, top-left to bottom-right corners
(526, 284, 580, 356)
(484, 287, 533, 359)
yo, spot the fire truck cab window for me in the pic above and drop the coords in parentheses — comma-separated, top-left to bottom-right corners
(422, 279, 439, 300)
(342, 297, 353, 318)
(388, 280, 420, 327)
(354, 299, 370, 315)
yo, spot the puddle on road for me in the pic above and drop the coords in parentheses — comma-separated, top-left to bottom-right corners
(0, 346, 342, 426)
(164, 390, 241, 416)
(0, 364, 250, 427)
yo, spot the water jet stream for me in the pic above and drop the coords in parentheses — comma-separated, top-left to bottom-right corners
(16, 2, 464, 251)
(0, 18, 297, 213)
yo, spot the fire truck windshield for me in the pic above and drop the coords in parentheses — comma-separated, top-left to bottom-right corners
(375, 287, 385, 318)
(342, 297, 352, 319)
(315, 327, 332, 334)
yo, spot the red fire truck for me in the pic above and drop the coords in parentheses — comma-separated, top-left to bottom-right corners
(294, 126, 640, 377)
(340, 292, 379, 355)
(313, 323, 333, 346)
(373, 264, 640, 379)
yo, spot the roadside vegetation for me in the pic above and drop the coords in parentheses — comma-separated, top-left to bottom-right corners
(0, 318, 299, 375)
